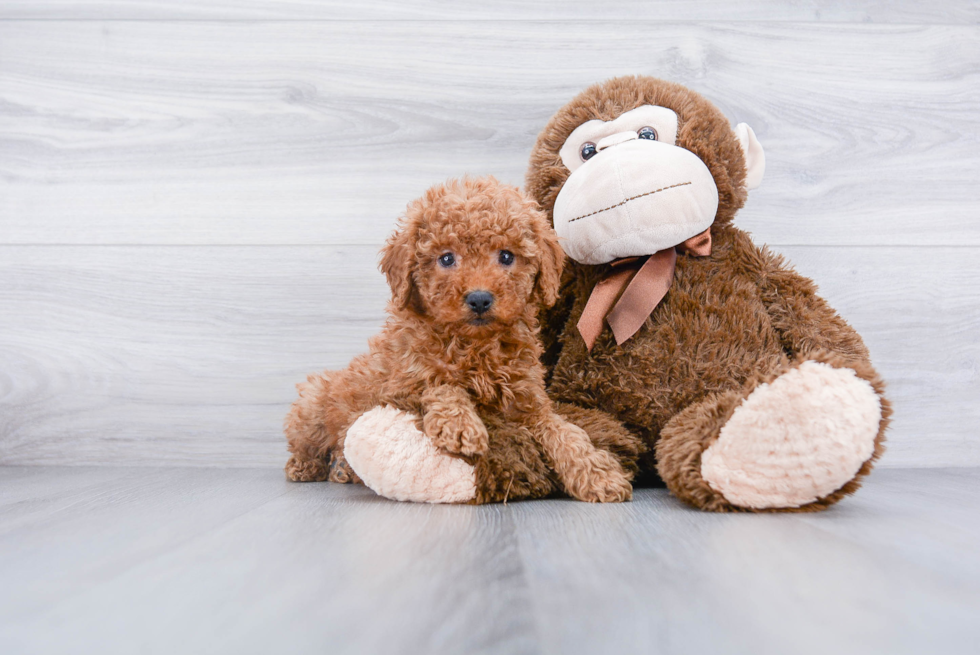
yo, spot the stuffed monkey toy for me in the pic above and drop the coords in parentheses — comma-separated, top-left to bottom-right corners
(527, 75, 890, 511)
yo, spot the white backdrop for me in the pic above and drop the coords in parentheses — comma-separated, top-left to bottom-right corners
(1, 1, 978, 468)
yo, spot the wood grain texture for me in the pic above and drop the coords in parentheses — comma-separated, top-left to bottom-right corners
(1, 21, 978, 246)
(0, 245, 976, 468)
(0, 467, 977, 655)
(1, 14, 977, 469)
(0, 246, 388, 467)
(509, 467, 980, 655)
(2, 1, 978, 22)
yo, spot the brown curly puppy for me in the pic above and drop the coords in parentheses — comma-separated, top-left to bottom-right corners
(284, 177, 640, 503)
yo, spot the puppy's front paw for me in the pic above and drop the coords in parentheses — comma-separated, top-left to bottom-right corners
(563, 449, 633, 503)
(423, 405, 489, 457)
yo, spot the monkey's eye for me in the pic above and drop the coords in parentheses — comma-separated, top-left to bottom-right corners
(438, 252, 456, 268)
(637, 126, 658, 141)
(498, 250, 515, 266)
(580, 142, 597, 161)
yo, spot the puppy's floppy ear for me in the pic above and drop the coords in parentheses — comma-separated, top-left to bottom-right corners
(528, 205, 566, 308)
(379, 211, 424, 314)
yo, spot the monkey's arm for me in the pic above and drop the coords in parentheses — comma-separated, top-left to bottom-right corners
(758, 247, 870, 366)
(421, 385, 489, 456)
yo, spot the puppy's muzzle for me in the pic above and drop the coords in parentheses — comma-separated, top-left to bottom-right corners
(465, 290, 494, 316)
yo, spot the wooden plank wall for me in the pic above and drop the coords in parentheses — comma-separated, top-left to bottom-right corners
(1, 2, 978, 468)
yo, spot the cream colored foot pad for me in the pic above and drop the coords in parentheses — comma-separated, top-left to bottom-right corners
(701, 362, 881, 509)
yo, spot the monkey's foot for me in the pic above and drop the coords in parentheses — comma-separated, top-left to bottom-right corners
(700, 361, 882, 509)
(344, 406, 477, 504)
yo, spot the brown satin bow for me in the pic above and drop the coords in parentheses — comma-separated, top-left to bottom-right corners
(577, 228, 712, 352)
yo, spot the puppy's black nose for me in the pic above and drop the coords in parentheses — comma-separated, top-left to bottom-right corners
(465, 290, 494, 315)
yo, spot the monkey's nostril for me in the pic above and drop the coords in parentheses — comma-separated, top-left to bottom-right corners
(465, 290, 494, 315)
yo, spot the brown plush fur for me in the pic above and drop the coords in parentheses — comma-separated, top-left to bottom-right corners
(284, 177, 642, 503)
(525, 76, 891, 511)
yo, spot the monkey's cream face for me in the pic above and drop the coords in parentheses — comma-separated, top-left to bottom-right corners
(553, 105, 763, 265)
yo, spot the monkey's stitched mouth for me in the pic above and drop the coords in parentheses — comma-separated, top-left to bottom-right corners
(468, 317, 494, 326)
(568, 181, 692, 223)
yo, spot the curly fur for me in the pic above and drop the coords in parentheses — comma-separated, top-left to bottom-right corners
(284, 177, 642, 503)
(526, 76, 891, 511)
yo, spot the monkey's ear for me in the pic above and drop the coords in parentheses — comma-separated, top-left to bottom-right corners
(735, 123, 766, 190)
(530, 211, 566, 308)
(379, 219, 423, 313)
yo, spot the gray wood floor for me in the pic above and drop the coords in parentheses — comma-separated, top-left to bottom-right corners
(0, 466, 977, 655)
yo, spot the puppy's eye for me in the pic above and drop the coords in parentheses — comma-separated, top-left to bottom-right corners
(438, 253, 456, 268)
(580, 142, 597, 161)
(498, 250, 515, 266)
(637, 126, 658, 141)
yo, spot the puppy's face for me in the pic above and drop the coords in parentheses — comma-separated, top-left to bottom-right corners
(418, 225, 534, 333)
(380, 177, 564, 336)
